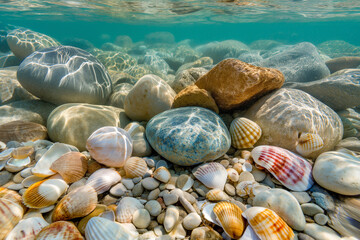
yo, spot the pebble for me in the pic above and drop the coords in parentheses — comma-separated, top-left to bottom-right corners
(311, 191, 335, 211)
(291, 191, 312, 204)
(35, 148, 47, 162)
(190, 226, 222, 240)
(142, 177, 160, 190)
(145, 200, 162, 216)
(18, 188, 26, 195)
(220, 159, 230, 168)
(122, 178, 135, 190)
(164, 205, 179, 232)
(12, 172, 24, 183)
(193, 180, 209, 197)
(7, 183, 23, 190)
(101, 194, 118, 205)
(156, 160, 168, 169)
(0, 171, 13, 186)
(251, 168, 266, 182)
(183, 191, 196, 204)
(133, 176, 142, 184)
(20, 167, 33, 178)
(165, 176, 177, 190)
(179, 195, 196, 213)
(301, 203, 324, 216)
(148, 188, 160, 200)
(163, 193, 179, 206)
(158, 189, 170, 197)
(238, 171, 255, 182)
(224, 183, 236, 196)
(169, 219, 186, 239)
(298, 233, 315, 240)
(7, 141, 21, 148)
(183, 212, 201, 230)
(145, 157, 155, 168)
(132, 182, 144, 197)
(110, 183, 127, 197)
(261, 173, 276, 188)
(154, 225, 166, 236)
(314, 213, 328, 226)
(157, 212, 165, 225)
(304, 223, 341, 240)
(132, 209, 151, 229)
(148, 220, 158, 230)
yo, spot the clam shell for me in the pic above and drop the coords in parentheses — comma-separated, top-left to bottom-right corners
(6, 156, 31, 172)
(240, 225, 261, 240)
(296, 132, 324, 157)
(0, 198, 24, 239)
(153, 166, 171, 183)
(5, 216, 49, 240)
(193, 162, 227, 190)
(77, 204, 108, 235)
(32, 143, 73, 177)
(0, 120, 47, 143)
(230, 117, 262, 149)
(0, 148, 14, 160)
(227, 168, 239, 182)
(206, 189, 230, 201)
(243, 207, 294, 240)
(52, 185, 97, 221)
(213, 201, 245, 239)
(50, 152, 88, 183)
(35, 221, 84, 240)
(22, 175, 45, 188)
(11, 146, 34, 159)
(251, 145, 314, 191)
(116, 197, 144, 223)
(85, 168, 121, 194)
(0, 187, 23, 207)
(22, 178, 68, 208)
(201, 202, 219, 225)
(124, 157, 148, 178)
(86, 126, 133, 167)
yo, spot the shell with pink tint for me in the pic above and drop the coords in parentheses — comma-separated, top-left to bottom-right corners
(251, 145, 314, 191)
(35, 221, 84, 240)
(296, 132, 324, 157)
(85, 168, 121, 194)
(0, 198, 24, 239)
(193, 162, 227, 190)
(5, 216, 49, 240)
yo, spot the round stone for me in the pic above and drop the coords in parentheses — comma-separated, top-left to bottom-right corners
(141, 177, 160, 190)
(163, 193, 179, 206)
(146, 107, 231, 166)
(291, 192, 312, 204)
(301, 203, 324, 216)
(314, 213, 328, 226)
(132, 209, 151, 229)
(183, 213, 202, 230)
(145, 200, 162, 217)
(17, 46, 112, 105)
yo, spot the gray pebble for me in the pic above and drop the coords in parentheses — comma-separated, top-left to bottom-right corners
(291, 191, 312, 204)
(311, 192, 335, 211)
(20, 167, 33, 178)
(122, 178, 135, 190)
(110, 183, 127, 197)
(314, 213, 328, 226)
(0, 171, 13, 186)
(148, 188, 160, 200)
(132, 182, 144, 197)
(145, 200, 162, 217)
(193, 180, 209, 197)
(301, 203, 324, 216)
(261, 173, 276, 188)
(133, 176, 142, 184)
(298, 233, 315, 240)
(7, 183, 23, 191)
(252, 168, 267, 182)
(163, 193, 179, 206)
(156, 160, 168, 169)
(142, 177, 160, 190)
(145, 157, 155, 168)
(159, 189, 170, 197)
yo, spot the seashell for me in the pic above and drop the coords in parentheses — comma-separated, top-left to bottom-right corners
(22, 175, 45, 188)
(5, 216, 49, 240)
(193, 162, 227, 190)
(85, 168, 121, 194)
(213, 201, 245, 239)
(296, 132, 324, 157)
(236, 181, 259, 197)
(0, 187, 24, 208)
(200, 202, 219, 225)
(153, 166, 171, 183)
(52, 185, 97, 221)
(206, 189, 231, 201)
(0, 148, 14, 160)
(240, 225, 261, 240)
(5, 156, 31, 172)
(35, 221, 84, 240)
(0, 198, 24, 239)
(11, 146, 34, 159)
(230, 117, 262, 149)
(99, 210, 116, 222)
(0, 120, 47, 143)
(77, 204, 108, 235)
(227, 168, 239, 182)
(22, 178, 68, 208)
(251, 145, 314, 191)
(116, 197, 144, 223)
(124, 156, 148, 178)
(243, 207, 294, 240)
(32, 143, 72, 177)
(0, 141, 6, 151)
(242, 161, 253, 172)
(86, 126, 133, 167)
(50, 152, 88, 183)
(87, 159, 102, 174)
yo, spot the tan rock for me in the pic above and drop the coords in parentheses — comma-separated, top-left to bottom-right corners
(0, 120, 47, 143)
(195, 59, 284, 111)
(325, 56, 360, 73)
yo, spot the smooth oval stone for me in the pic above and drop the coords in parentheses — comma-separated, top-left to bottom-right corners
(0, 120, 47, 143)
(313, 151, 360, 195)
(304, 223, 341, 240)
(17, 46, 112, 105)
(146, 107, 231, 166)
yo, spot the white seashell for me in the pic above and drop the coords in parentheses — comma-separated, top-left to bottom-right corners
(230, 117, 262, 149)
(22, 175, 45, 188)
(99, 210, 115, 222)
(5, 217, 49, 240)
(236, 181, 259, 197)
(227, 168, 239, 182)
(201, 202, 220, 225)
(116, 197, 144, 223)
(153, 166, 171, 183)
(86, 168, 121, 194)
(193, 162, 227, 190)
(240, 225, 261, 240)
(296, 132, 324, 157)
(5, 157, 31, 172)
(242, 161, 253, 172)
(0, 148, 14, 160)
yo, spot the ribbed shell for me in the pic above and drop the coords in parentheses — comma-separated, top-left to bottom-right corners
(0, 198, 24, 239)
(153, 166, 171, 183)
(50, 152, 88, 183)
(5, 217, 49, 240)
(22, 175, 45, 188)
(206, 189, 230, 201)
(244, 207, 294, 240)
(77, 204, 108, 235)
(116, 197, 144, 223)
(86, 126, 133, 167)
(296, 133, 324, 157)
(0, 187, 23, 207)
(251, 145, 314, 191)
(124, 157, 148, 178)
(85, 168, 121, 194)
(22, 178, 68, 208)
(213, 201, 245, 239)
(230, 117, 262, 149)
(35, 221, 84, 240)
(52, 185, 97, 221)
(193, 162, 227, 190)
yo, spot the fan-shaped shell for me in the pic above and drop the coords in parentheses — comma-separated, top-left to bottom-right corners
(213, 201, 245, 239)
(251, 145, 314, 191)
(0, 187, 23, 207)
(0, 120, 47, 143)
(153, 166, 171, 183)
(116, 197, 144, 223)
(124, 157, 148, 178)
(50, 152, 88, 183)
(230, 117, 262, 149)
(52, 185, 97, 222)
(243, 207, 294, 240)
(6, 156, 31, 172)
(77, 204, 108, 235)
(22, 178, 68, 208)
(206, 189, 230, 201)
(5, 216, 49, 240)
(193, 162, 227, 190)
(85, 168, 121, 194)
(86, 126, 133, 167)
(296, 132, 324, 157)
(0, 198, 24, 239)
(201, 202, 219, 225)
(35, 221, 84, 240)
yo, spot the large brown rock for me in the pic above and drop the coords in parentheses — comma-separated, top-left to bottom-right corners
(195, 59, 284, 111)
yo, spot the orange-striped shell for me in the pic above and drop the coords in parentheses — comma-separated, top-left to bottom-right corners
(0, 198, 24, 239)
(230, 117, 262, 149)
(50, 152, 88, 183)
(244, 207, 294, 240)
(296, 132, 324, 157)
(206, 189, 230, 201)
(124, 157, 148, 178)
(35, 221, 84, 240)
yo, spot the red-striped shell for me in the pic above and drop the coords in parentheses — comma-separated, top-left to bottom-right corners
(251, 145, 314, 191)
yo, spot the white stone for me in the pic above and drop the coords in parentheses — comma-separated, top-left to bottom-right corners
(182, 213, 201, 230)
(304, 223, 341, 240)
(164, 205, 179, 232)
(132, 209, 151, 229)
(145, 200, 162, 217)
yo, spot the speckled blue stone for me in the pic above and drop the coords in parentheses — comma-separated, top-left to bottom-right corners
(145, 107, 231, 166)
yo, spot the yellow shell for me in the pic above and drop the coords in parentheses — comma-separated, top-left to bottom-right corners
(206, 189, 230, 201)
(50, 152, 88, 183)
(0, 198, 24, 239)
(213, 201, 245, 239)
(244, 206, 295, 240)
(35, 221, 84, 240)
(77, 204, 108, 235)
(230, 117, 262, 149)
(296, 132, 324, 157)
(153, 166, 171, 183)
(124, 157, 148, 178)
(11, 146, 34, 159)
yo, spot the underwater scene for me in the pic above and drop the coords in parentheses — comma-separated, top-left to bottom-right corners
(0, 0, 360, 239)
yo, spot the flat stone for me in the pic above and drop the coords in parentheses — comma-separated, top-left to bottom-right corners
(148, 188, 160, 200)
(325, 57, 360, 73)
(298, 233, 315, 240)
(110, 183, 127, 197)
(141, 177, 160, 190)
(132, 182, 144, 197)
(0, 171, 12, 186)
(122, 178, 135, 190)
(301, 203, 324, 216)
(304, 223, 341, 240)
(163, 193, 179, 206)
(291, 192, 312, 204)
(0, 120, 47, 144)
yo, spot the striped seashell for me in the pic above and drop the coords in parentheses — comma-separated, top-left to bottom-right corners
(22, 178, 68, 208)
(193, 162, 227, 190)
(5, 216, 49, 240)
(52, 185, 97, 222)
(230, 117, 262, 149)
(251, 145, 314, 191)
(296, 132, 324, 157)
(11, 146, 34, 159)
(124, 157, 148, 178)
(0, 187, 23, 207)
(50, 152, 88, 183)
(213, 201, 245, 239)
(206, 189, 231, 201)
(5, 156, 31, 172)
(86, 126, 133, 168)
(116, 197, 144, 223)
(77, 204, 108, 235)
(85, 168, 121, 194)
(243, 207, 295, 240)
(0, 198, 24, 239)
(153, 166, 171, 183)
(35, 221, 84, 240)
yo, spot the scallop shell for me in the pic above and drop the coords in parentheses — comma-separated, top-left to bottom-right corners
(230, 117, 262, 149)
(243, 207, 294, 240)
(251, 145, 314, 191)
(116, 197, 144, 223)
(296, 132, 324, 157)
(213, 201, 245, 239)
(52, 185, 97, 221)
(193, 162, 227, 190)
(6, 156, 31, 172)
(0, 120, 47, 143)
(206, 189, 231, 201)
(124, 157, 148, 178)
(77, 204, 108, 235)
(35, 221, 84, 240)
(153, 166, 171, 183)
(22, 178, 68, 208)
(32, 143, 73, 177)
(50, 152, 88, 183)
(85, 168, 121, 194)
(0, 187, 23, 207)
(0, 198, 24, 239)
(22, 175, 45, 188)
(5, 216, 49, 240)
(86, 126, 133, 167)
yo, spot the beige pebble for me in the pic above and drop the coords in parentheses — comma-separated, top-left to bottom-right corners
(314, 213, 328, 226)
(233, 163, 243, 174)
(241, 150, 251, 160)
(148, 220, 158, 230)
(224, 183, 236, 196)
(304, 223, 341, 240)
(190, 226, 222, 240)
(165, 176, 177, 190)
(183, 212, 202, 230)
(239, 171, 255, 182)
(154, 225, 166, 236)
(157, 212, 165, 225)
(133, 209, 151, 229)
(169, 218, 186, 239)
(145, 200, 162, 217)
(148, 188, 161, 200)
(12, 172, 24, 183)
(101, 194, 118, 206)
(176, 174, 194, 191)
(220, 159, 230, 168)
(153, 167, 171, 183)
(164, 205, 179, 232)
(179, 195, 196, 213)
